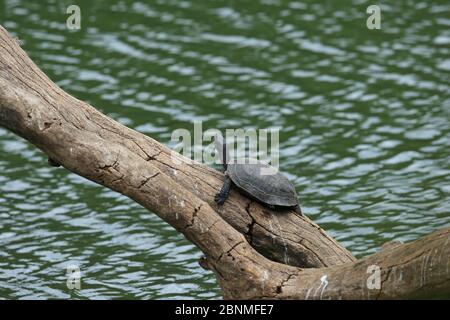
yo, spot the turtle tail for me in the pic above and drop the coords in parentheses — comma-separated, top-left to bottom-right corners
(294, 205, 304, 217)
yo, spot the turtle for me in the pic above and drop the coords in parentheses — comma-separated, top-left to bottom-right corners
(213, 134, 303, 215)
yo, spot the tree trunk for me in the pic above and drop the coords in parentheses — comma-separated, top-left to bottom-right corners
(0, 25, 448, 299)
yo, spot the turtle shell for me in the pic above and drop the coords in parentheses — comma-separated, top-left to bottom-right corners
(227, 162, 298, 207)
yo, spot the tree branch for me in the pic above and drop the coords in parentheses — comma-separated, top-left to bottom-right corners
(0, 25, 448, 299)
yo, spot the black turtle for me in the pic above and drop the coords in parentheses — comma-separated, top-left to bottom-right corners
(213, 134, 302, 214)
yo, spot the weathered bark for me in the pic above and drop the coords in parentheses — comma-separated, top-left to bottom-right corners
(0, 25, 449, 299)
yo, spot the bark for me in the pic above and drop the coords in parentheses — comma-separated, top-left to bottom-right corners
(0, 25, 449, 299)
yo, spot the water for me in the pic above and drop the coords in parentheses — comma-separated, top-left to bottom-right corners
(0, 0, 449, 299)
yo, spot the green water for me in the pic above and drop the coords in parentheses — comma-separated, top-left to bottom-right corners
(0, 0, 449, 299)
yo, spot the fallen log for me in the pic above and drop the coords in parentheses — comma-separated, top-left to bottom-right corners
(0, 25, 448, 299)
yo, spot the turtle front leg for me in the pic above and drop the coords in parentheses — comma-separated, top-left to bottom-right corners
(214, 174, 232, 205)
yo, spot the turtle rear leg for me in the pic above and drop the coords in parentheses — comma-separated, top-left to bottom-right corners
(214, 174, 232, 205)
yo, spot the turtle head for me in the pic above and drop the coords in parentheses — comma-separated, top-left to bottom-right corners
(214, 133, 230, 169)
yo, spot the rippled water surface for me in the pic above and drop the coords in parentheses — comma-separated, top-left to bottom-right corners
(0, 0, 449, 299)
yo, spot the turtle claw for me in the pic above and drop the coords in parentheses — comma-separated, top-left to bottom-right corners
(214, 193, 225, 205)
